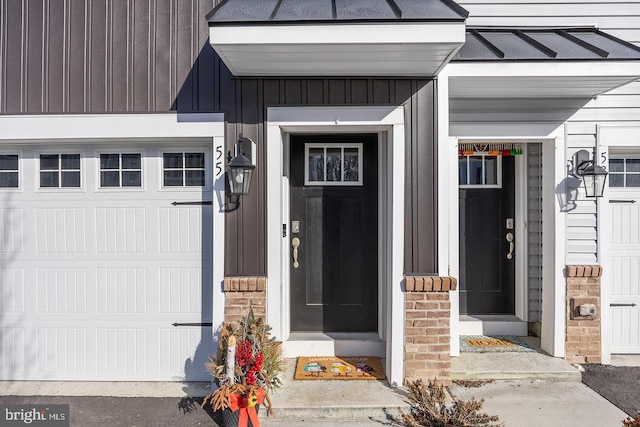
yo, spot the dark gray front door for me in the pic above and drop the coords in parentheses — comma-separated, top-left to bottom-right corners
(289, 134, 378, 332)
(459, 156, 516, 315)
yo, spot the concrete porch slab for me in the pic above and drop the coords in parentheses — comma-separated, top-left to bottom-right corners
(452, 337, 582, 382)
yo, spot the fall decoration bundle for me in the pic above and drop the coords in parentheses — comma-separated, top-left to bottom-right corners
(202, 308, 283, 427)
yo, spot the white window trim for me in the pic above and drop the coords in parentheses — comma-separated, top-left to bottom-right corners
(0, 151, 22, 191)
(36, 150, 85, 192)
(96, 151, 145, 191)
(158, 148, 211, 191)
(304, 143, 363, 186)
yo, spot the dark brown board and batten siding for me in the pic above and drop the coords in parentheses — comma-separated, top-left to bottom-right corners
(0, 0, 438, 276)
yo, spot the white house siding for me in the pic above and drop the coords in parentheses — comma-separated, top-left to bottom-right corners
(457, 0, 640, 264)
(527, 144, 544, 322)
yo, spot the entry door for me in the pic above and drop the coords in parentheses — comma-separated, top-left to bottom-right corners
(459, 155, 515, 314)
(289, 134, 378, 332)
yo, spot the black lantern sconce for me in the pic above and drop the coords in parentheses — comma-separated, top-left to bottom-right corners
(225, 136, 256, 211)
(572, 149, 609, 198)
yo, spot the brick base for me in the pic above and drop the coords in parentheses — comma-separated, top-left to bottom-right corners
(404, 275, 456, 385)
(565, 265, 602, 364)
(223, 277, 267, 323)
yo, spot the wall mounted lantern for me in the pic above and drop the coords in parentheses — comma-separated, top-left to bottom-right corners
(225, 136, 256, 211)
(572, 149, 608, 198)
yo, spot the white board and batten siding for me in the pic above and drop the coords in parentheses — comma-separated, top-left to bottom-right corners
(0, 113, 226, 380)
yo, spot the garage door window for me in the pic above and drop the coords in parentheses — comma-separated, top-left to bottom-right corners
(40, 154, 81, 188)
(100, 153, 142, 187)
(609, 157, 640, 188)
(0, 154, 19, 188)
(163, 152, 205, 187)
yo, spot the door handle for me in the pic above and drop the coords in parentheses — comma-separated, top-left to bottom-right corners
(506, 232, 514, 260)
(292, 237, 301, 268)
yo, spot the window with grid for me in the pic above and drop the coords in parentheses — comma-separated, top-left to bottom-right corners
(305, 143, 362, 186)
(162, 152, 206, 187)
(100, 153, 142, 188)
(0, 155, 19, 188)
(609, 157, 640, 188)
(40, 154, 81, 188)
(458, 155, 501, 188)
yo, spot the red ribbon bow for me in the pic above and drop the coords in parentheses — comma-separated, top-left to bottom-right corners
(229, 388, 265, 427)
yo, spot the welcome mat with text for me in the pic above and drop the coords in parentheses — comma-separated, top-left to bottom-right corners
(460, 335, 536, 353)
(294, 356, 386, 380)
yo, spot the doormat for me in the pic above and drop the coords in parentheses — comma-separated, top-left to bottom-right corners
(460, 335, 536, 353)
(294, 356, 386, 380)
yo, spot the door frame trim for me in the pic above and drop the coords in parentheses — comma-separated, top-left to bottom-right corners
(266, 106, 406, 387)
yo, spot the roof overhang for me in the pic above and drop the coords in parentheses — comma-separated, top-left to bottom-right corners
(447, 61, 640, 99)
(209, 22, 466, 77)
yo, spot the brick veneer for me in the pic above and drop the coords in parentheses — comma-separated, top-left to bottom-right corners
(404, 275, 457, 385)
(565, 265, 602, 364)
(223, 276, 267, 323)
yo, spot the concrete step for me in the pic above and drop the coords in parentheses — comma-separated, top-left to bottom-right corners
(262, 359, 409, 424)
(451, 351, 582, 382)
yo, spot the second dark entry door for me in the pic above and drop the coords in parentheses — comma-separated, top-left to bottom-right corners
(289, 134, 378, 333)
(459, 155, 516, 315)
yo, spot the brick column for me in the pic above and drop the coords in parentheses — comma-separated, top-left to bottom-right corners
(223, 276, 267, 323)
(565, 265, 602, 364)
(404, 276, 456, 385)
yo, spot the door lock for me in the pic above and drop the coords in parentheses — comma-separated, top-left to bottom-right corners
(292, 237, 301, 268)
(506, 232, 514, 260)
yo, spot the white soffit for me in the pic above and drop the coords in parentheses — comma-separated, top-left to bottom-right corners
(447, 62, 640, 99)
(209, 23, 466, 76)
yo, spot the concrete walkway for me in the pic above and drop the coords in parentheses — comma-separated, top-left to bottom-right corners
(0, 344, 635, 426)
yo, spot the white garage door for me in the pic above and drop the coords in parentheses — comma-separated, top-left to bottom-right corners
(0, 142, 215, 380)
(608, 155, 640, 354)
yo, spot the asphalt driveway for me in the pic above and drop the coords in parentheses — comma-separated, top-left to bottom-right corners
(581, 364, 640, 417)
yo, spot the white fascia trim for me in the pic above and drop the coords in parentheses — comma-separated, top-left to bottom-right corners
(446, 61, 640, 79)
(211, 22, 465, 46)
(0, 113, 225, 141)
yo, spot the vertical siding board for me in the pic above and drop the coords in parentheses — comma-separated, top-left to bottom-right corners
(110, 0, 128, 112)
(174, 0, 194, 111)
(239, 79, 260, 274)
(45, 0, 64, 112)
(154, 0, 171, 111)
(349, 79, 367, 104)
(196, 0, 215, 112)
(305, 79, 324, 105)
(373, 80, 390, 104)
(132, 0, 150, 111)
(5, 0, 25, 112)
(328, 79, 346, 104)
(284, 80, 302, 104)
(89, 0, 107, 111)
(26, 0, 44, 112)
(0, 0, 4, 111)
(67, 0, 87, 112)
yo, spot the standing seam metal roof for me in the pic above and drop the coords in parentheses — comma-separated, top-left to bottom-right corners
(453, 28, 640, 61)
(206, 0, 469, 23)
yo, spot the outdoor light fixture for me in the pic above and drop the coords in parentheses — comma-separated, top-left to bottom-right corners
(225, 136, 256, 211)
(573, 149, 609, 198)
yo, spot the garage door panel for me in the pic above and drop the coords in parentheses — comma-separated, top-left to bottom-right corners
(609, 161, 640, 354)
(36, 208, 87, 254)
(96, 207, 147, 253)
(0, 208, 24, 253)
